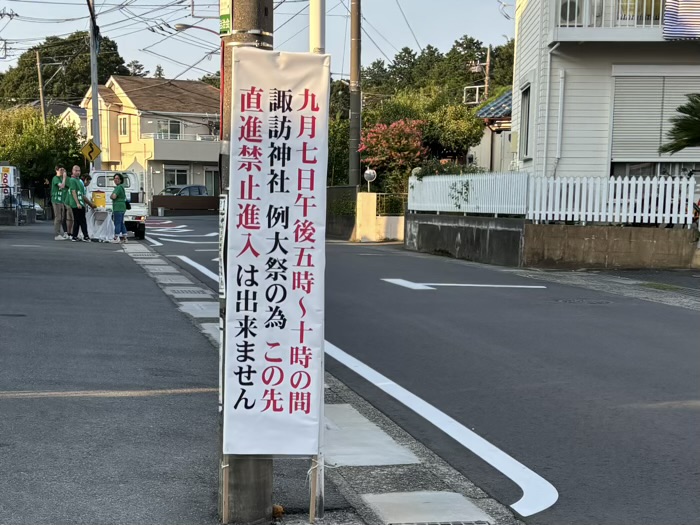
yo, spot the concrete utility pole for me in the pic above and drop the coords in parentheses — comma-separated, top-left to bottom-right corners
(484, 45, 491, 100)
(218, 1, 273, 523)
(35, 51, 46, 125)
(309, 0, 325, 54)
(86, 0, 101, 169)
(348, 0, 361, 186)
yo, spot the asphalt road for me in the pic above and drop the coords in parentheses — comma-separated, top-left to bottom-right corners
(145, 215, 700, 525)
(0, 222, 219, 524)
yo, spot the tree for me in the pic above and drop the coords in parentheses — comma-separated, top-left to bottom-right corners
(153, 64, 165, 79)
(330, 79, 350, 119)
(0, 107, 84, 185)
(490, 39, 515, 89)
(200, 71, 220, 88)
(328, 118, 350, 185)
(359, 119, 428, 192)
(0, 32, 129, 107)
(659, 94, 700, 154)
(126, 60, 149, 77)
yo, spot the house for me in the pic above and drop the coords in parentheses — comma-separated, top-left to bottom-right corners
(512, 0, 700, 179)
(470, 90, 514, 172)
(58, 105, 87, 137)
(81, 76, 220, 202)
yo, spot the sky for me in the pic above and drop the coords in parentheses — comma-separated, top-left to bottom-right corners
(0, 0, 515, 82)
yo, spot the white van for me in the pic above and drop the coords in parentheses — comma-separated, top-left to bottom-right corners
(87, 170, 148, 239)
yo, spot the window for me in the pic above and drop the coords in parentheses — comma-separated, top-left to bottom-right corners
(519, 85, 531, 160)
(97, 174, 132, 188)
(205, 169, 219, 196)
(119, 116, 128, 136)
(164, 168, 188, 187)
(156, 119, 182, 140)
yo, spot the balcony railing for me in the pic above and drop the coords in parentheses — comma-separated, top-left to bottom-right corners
(141, 132, 219, 141)
(558, 0, 665, 30)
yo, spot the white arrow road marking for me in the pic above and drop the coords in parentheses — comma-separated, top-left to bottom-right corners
(382, 278, 546, 290)
(173, 255, 219, 282)
(324, 342, 559, 517)
(186, 266, 558, 516)
(144, 236, 163, 247)
(382, 279, 436, 290)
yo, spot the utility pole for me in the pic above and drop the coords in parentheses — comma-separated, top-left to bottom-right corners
(35, 51, 47, 125)
(484, 45, 491, 100)
(348, 0, 361, 186)
(309, 0, 325, 54)
(218, 1, 273, 523)
(87, 0, 101, 169)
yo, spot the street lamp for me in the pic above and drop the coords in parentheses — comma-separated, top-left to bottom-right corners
(174, 23, 223, 142)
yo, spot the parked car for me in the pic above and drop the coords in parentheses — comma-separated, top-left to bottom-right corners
(1, 195, 45, 220)
(159, 185, 209, 196)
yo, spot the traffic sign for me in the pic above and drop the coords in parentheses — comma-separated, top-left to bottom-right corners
(81, 140, 101, 162)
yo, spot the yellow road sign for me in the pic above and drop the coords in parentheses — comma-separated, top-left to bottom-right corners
(81, 140, 101, 163)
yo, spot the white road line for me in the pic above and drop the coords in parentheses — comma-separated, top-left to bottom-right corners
(174, 255, 219, 282)
(160, 239, 218, 245)
(195, 249, 218, 252)
(423, 283, 547, 289)
(324, 342, 559, 517)
(150, 232, 218, 238)
(145, 236, 163, 247)
(381, 278, 436, 290)
(172, 265, 558, 516)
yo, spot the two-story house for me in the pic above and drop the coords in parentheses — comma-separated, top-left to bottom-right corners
(81, 76, 220, 202)
(512, 0, 700, 180)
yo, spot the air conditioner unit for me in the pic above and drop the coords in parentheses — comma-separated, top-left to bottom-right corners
(560, 0, 582, 26)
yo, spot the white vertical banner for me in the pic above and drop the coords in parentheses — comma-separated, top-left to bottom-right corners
(224, 48, 330, 455)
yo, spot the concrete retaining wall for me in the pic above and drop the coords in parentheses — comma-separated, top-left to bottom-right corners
(523, 224, 700, 269)
(405, 214, 525, 266)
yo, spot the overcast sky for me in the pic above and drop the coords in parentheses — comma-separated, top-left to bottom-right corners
(0, 0, 514, 81)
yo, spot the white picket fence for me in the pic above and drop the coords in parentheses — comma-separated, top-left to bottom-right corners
(528, 176, 697, 225)
(408, 172, 529, 215)
(408, 173, 698, 226)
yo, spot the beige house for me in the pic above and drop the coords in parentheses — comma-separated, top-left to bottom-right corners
(58, 105, 87, 137)
(81, 76, 220, 201)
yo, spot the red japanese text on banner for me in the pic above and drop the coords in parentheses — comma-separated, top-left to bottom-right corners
(223, 48, 330, 455)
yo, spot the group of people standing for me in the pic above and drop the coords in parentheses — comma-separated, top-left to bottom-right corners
(50, 165, 128, 243)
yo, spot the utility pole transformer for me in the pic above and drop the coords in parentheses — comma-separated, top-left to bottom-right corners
(218, 1, 274, 523)
(35, 51, 47, 125)
(348, 0, 361, 186)
(87, 0, 102, 169)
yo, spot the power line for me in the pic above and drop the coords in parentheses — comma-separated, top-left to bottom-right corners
(395, 0, 421, 52)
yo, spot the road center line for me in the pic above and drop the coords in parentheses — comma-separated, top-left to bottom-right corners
(324, 342, 559, 517)
(423, 283, 547, 289)
(382, 278, 436, 290)
(174, 255, 219, 282)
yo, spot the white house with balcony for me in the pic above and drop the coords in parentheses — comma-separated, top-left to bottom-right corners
(81, 76, 220, 201)
(512, 0, 700, 180)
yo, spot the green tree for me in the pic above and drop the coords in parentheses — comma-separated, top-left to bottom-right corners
(490, 39, 515, 89)
(659, 94, 700, 154)
(0, 32, 129, 107)
(388, 47, 418, 91)
(126, 60, 149, 77)
(328, 117, 350, 185)
(153, 64, 165, 79)
(330, 79, 350, 119)
(200, 70, 220, 88)
(0, 107, 84, 185)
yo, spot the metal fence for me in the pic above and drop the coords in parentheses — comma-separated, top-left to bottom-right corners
(376, 193, 408, 216)
(408, 172, 529, 216)
(558, 0, 665, 30)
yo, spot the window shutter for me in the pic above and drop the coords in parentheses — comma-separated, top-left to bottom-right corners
(661, 76, 700, 160)
(612, 76, 664, 160)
